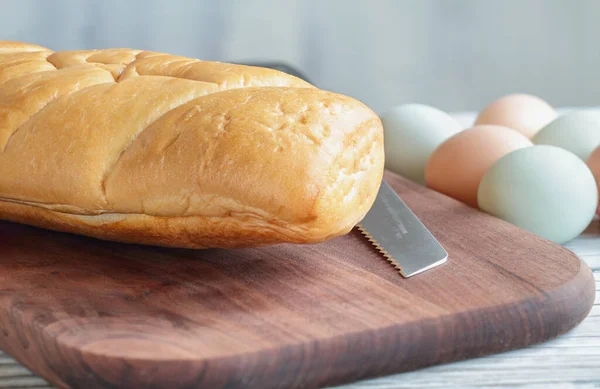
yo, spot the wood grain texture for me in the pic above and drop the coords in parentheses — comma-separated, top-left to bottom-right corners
(0, 171, 594, 389)
(338, 270, 600, 389)
(2, 272, 597, 389)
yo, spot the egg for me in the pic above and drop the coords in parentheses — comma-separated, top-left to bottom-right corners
(425, 125, 532, 208)
(478, 145, 598, 244)
(587, 146, 600, 215)
(380, 104, 462, 184)
(475, 94, 557, 139)
(533, 110, 600, 161)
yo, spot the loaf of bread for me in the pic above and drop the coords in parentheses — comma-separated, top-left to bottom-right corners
(0, 41, 384, 248)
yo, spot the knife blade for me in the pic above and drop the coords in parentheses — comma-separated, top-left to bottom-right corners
(357, 181, 448, 277)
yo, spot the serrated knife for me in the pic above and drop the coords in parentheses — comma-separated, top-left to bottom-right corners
(357, 181, 448, 277)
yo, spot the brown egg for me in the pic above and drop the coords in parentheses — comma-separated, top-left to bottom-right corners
(475, 94, 557, 139)
(586, 146, 600, 215)
(425, 125, 533, 207)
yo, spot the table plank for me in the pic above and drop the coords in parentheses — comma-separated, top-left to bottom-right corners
(1, 223, 598, 389)
(565, 220, 600, 270)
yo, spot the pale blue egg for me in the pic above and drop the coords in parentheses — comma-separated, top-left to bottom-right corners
(380, 104, 461, 185)
(478, 145, 598, 244)
(533, 110, 600, 161)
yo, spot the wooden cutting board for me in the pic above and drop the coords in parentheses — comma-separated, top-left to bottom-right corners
(0, 171, 594, 389)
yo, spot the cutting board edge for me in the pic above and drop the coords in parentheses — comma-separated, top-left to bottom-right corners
(2, 257, 593, 389)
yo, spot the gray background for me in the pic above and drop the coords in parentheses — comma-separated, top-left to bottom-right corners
(1, 0, 598, 114)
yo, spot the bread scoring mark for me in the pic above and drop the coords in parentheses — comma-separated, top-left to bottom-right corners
(99, 82, 220, 206)
(159, 132, 183, 155)
(0, 52, 56, 88)
(1, 65, 116, 151)
(90, 64, 121, 81)
(99, 90, 256, 208)
(47, 49, 142, 71)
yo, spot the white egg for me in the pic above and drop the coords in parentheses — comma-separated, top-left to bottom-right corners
(478, 145, 598, 244)
(532, 110, 600, 161)
(380, 104, 462, 184)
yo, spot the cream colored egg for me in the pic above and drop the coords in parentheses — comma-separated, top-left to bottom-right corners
(425, 125, 532, 208)
(475, 94, 557, 139)
(533, 110, 600, 161)
(478, 145, 598, 244)
(380, 104, 462, 184)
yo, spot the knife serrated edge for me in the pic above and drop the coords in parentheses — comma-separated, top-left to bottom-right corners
(356, 224, 404, 273)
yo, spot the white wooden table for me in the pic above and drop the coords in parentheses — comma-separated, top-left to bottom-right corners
(0, 221, 597, 389)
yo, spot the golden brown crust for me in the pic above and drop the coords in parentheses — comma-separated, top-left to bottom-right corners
(0, 41, 384, 248)
(0, 41, 49, 53)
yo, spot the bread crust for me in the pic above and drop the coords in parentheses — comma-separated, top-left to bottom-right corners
(0, 41, 384, 248)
